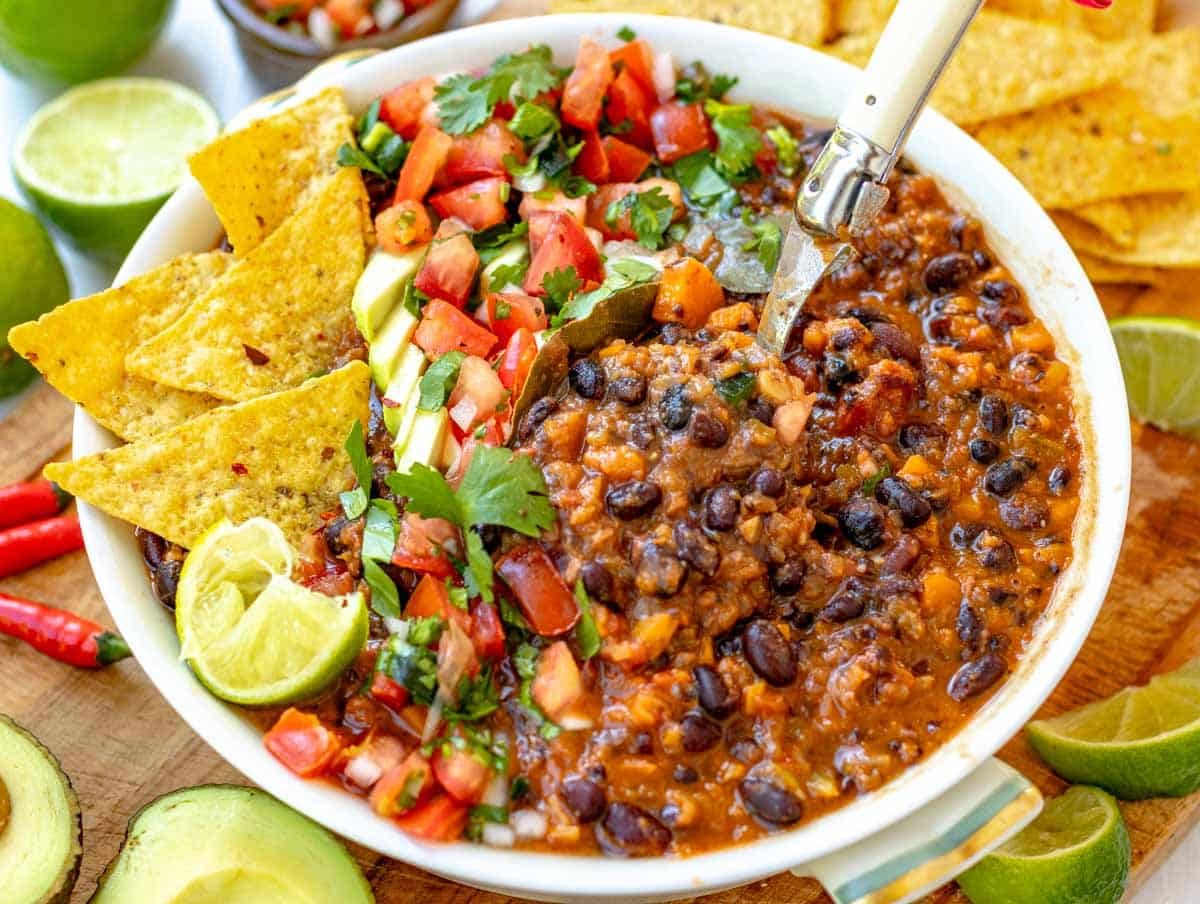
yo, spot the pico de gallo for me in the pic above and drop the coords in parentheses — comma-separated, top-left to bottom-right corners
(250, 0, 437, 46)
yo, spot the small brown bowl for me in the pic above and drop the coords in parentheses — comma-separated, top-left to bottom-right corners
(214, 0, 460, 88)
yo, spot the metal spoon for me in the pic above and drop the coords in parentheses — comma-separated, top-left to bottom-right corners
(758, 0, 985, 356)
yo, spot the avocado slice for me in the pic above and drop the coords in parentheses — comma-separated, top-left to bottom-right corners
(91, 785, 372, 904)
(395, 407, 448, 474)
(480, 240, 530, 294)
(368, 305, 419, 390)
(0, 714, 82, 904)
(381, 344, 427, 436)
(351, 246, 426, 343)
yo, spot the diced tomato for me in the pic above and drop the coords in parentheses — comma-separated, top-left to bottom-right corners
(485, 292, 547, 346)
(264, 708, 342, 778)
(405, 573, 472, 635)
(380, 77, 437, 140)
(574, 130, 610, 183)
(532, 641, 584, 721)
(518, 189, 586, 225)
(392, 792, 470, 842)
(392, 514, 457, 578)
(447, 354, 508, 433)
(370, 751, 436, 816)
(324, 0, 372, 37)
(434, 217, 471, 239)
(414, 300, 498, 359)
(586, 177, 684, 241)
(429, 177, 509, 232)
(370, 673, 410, 713)
(413, 234, 480, 308)
(560, 37, 615, 130)
(375, 201, 433, 253)
(445, 416, 506, 486)
(256, 0, 318, 11)
(432, 744, 492, 804)
(609, 38, 656, 96)
(402, 0, 437, 10)
(649, 102, 713, 163)
(603, 136, 652, 182)
(606, 69, 654, 149)
(495, 543, 581, 636)
(470, 599, 505, 660)
(441, 119, 524, 186)
(523, 211, 603, 296)
(395, 126, 453, 203)
(497, 327, 537, 394)
(337, 732, 406, 788)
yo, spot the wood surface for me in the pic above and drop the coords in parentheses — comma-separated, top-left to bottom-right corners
(4, 4, 1200, 903)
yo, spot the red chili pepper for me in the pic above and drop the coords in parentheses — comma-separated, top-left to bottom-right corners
(1072, 0, 1112, 7)
(0, 592, 130, 668)
(0, 479, 71, 529)
(0, 514, 84, 578)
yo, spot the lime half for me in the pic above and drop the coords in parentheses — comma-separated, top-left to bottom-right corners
(1110, 316, 1200, 440)
(958, 786, 1130, 904)
(1026, 658, 1200, 799)
(13, 78, 219, 261)
(176, 519, 368, 707)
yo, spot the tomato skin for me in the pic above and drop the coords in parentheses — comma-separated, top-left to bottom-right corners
(395, 126, 453, 203)
(518, 189, 586, 225)
(447, 354, 508, 434)
(324, 0, 372, 37)
(405, 573, 472, 635)
(380, 77, 437, 139)
(432, 746, 491, 805)
(602, 136, 653, 182)
(470, 599, 506, 661)
(392, 792, 470, 842)
(532, 640, 585, 720)
(609, 38, 656, 96)
(523, 211, 604, 296)
(413, 233, 481, 308)
(264, 708, 343, 778)
(375, 201, 433, 253)
(414, 300, 499, 359)
(370, 751, 436, 817)
(391, 551, 456, 579)
(370, 672, 411, 713)
(429, 177, 509, 232)
(560, 37, 615, 130)
(586, 178, 683, 241)
(496, 327, 537, 394)
(649, 102, 713, 163)
(495, 544, 581, 636)
(441, 120, 525, 186)
(485, 292, 547, 346)
(605, 69, 654, 149)
(574, 130, 610, 183)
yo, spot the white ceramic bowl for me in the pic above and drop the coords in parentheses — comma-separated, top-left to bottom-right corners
(77, 14, 1131, 903)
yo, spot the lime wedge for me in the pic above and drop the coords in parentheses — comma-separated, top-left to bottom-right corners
(175, 519, 368, 707)
(958, 786, 1130, 904)
(12, 78, 219, 262)
(1110, 316, 1200, 440)
(1026, 658, 1200, 799)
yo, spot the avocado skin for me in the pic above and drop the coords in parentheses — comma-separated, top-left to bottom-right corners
(0, 714, 83, 904)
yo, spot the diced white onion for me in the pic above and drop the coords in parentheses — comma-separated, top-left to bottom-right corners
(510, 809, 549, 840)
(482, 823, 516, 848)
(373, 0, 404, 30)
(481, 772, 510, 808)
(344, 753, 384, 789)
(584, 227, 604, 253)
(421, 696, 445, 744)
(512, 169, 548, 194)
(307, 9, 338, 48)
(449, 396, 479, 432)
(652, 50, 676, 102)
(355, 14, 376, 36)
(556, 711, 594, 732)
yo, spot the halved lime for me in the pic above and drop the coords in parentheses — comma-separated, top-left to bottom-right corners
(1026, 658, 1200, 799)
(12, 78, 219, 262)
(957, 786, 1130, 904)
(175, 519, 368, 707)
(1110, 316, 1200, 440)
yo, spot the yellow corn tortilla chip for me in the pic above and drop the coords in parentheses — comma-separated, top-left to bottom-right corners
(549, 0, 834, 46)
(831, 0, 894, 35)
(971, 88, 1200, 209)
(1066, 198, 1136, 248)
(189, 87, 354, 256)
(824, 12, 1134, 126)
(1053, 195, 1200, 268)
(126, 167, 368, 403)
(8, 253, 229, 442)
(1076, 251, 1165, 287)
(45, 361, 370, 550)
(985, 0, 1155, 41)
(1122, 28, 1200, 118)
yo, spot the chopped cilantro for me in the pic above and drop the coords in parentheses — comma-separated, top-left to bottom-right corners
(473, 220, 529, 260)
(541, 266, 582, 313)
(508, 101, 560, 140)
(339, 420, 372, 519)
(434, 73, 493, 136)
(675, 62, 738, 104)
(400, 279, 423, 318)
(510, 775, 531, 800)
(617, 25, 637, 41)
(766, 124, 801, 177)
(408, 616, 445, 646)
(668, 150, 737, 212)
(466, 804, 509, 841)
(435, 46, 564, 135)
(446, 666, 501, 722)
(418, 350, 466, 411)
(862, 463, 892, 497)
(362, 498, 399, 561)
(494, 298, 512, 320)
(716, 371, 757, 405)
(557, 258, 659, 323)
(447, 581, 470, 610)
(605, 187, 674, 250)
(363, 559, 401, 618)
(488, 260, 529, 292)
(377, 631, 439, 705)
(704, 100, 761, 180)
(558, 173, 597, 198)
(743, 218, 783, 273)
(337, 143, 385, 178)
(513, 642, 560, 739)
(574, 580, 601, 659)
(338, 99, 408, 179)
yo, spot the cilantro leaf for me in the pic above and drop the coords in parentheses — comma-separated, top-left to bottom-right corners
(541, 266, 581, 313)
(446, 666, 500, 722)
(362, 498, 399, 561)
(675, 62, 738, 104)
(363, 558, 401, 618)
(418, 350, 466, 411)
(435, 46, 564, 136)
(488, 260, 528, 292)
(716, 371, 757, 405)
(400, 279, 423, 319)
(435, 73, 492, 135)
(574, 580, 601, 659)
(337, 143, 385, 178)
(605, 187, 674, 250)
(862, 463, 892, 497)
(704, 100, 761, 180)
(617, 25, 637, 41)
(558, 258, 659, 323)
(339, 420, 372, 519)
(508, 101, 559, 140)
(489, 45, 563, 106)
(668, 151, 737, 212)
(766, 124, 801, 177)
(743, 218, 783, 273)
(464, 529, 494, 602)
(387, 462, 464, 524)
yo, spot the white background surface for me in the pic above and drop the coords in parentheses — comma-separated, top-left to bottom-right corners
(0, 2, 1191, 900)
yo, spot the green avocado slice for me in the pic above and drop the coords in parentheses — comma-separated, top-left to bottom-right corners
(91, 785, 373, 904)
(0, 714, 82, 904)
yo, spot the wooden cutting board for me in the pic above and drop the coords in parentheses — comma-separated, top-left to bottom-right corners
(5, 8, 1200, 904)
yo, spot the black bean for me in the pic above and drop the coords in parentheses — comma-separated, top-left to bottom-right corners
(518, 397, 558, 441)
(898, 422, 947, 455)
(636, 542, 688, 596)
(924, 252, 975, 293)
(972, 249, 992, 270)
(749, 468, 786, 498)
(606, 480, 663, 519)
(957, 602, 983, 649)
(743, 621, 797, 686)
(597, 803, 672, 857)
(746, 397, 775, 426)
(869, 321, 921, 364)
(631, 732, 654, 755)
(978, 302, 1028, 330)
(580, 561, 614, 603)
(658, 322, 690, 345)
(882, 534, 921, 574)
(674, 522, 721, 577)
(984, 458, 1034, 497)
(972, 529, 1016, 571)
(771, 559, 806, 594)
(673, 764, 699, 784)
(704, 485, 741, 532)
(950, 522, 986, 549)
(730, 738, 762, 764)
(693, 665, 738, 718)
(659, 383, 694, 430)
(562, 777, 606, 823)
(569, 358, 606, 399)
(739, 775, 804, 825)
(947, 653, 1007, 701)
(611, 375, 647, 405)
(1048, 466, 1071, 495)
(823, 355, 860, 391)
(689, 411, 729, 448)
(874, 476, 932, 528)
(969, 438, 1001, 464)
(978, 395, 1009, 434)
(838, 498, 887, 549)
(981, 279, 1020, 306)
(680, 712, 723, 752)
(820, 577, 870, 623)
(999, 499, 1049, 531)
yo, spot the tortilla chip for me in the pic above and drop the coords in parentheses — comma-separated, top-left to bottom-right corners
(1065, 198, 1136, 248)
(46, 362, 370, 550)
(549, 0, 835, 46)
(831, 0, 894, 34)
(189, 87, 354, 256)
(985, 0, 1155, 41)
(1122, 28, 1200, 118)
(1053, 195, 1200, 268)
(8, 253, 229, 442)
(824, 12, 1133, 126)
(971, 88, 1200, 209)
(1076, 252, 1165, 287)
(126, 167, 368, 403)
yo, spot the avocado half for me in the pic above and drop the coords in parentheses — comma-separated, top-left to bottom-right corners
(0, 714, 83, 904)
(91, 785, 374, 903)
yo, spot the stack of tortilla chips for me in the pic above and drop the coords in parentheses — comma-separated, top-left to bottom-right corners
(8, 88, 374, 549)
(551, 0, 1200, 292)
